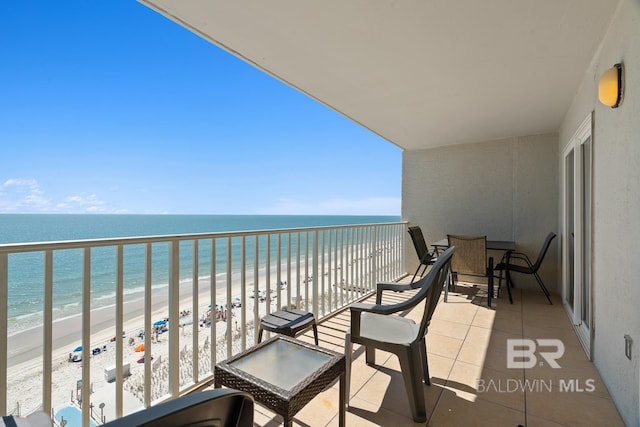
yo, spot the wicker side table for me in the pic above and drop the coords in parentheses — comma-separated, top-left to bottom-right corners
(214, 335, 345, 427)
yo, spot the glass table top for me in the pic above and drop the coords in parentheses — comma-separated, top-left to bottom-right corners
(230, 339, 333, 391)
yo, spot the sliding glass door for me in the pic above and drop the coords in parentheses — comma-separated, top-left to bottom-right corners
(562, 113, 592, 356)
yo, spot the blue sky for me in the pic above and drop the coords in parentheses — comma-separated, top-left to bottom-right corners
(0, 1, 401, 216)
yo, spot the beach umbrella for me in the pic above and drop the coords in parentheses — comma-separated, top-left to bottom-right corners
(153, 320, 166, 326)
(73, 346, 82, 352)
(134, 343, 145, 352)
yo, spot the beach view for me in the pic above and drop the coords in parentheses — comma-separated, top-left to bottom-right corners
(1, 214, 402, 423)
(2, 0, 638, 425)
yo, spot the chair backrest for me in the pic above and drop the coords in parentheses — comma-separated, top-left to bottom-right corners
(416, 246, 456, 340)
(102, 389, 253, 426)
(408, 226, 431, 263)
(531, 232, 557, 272)
(447, 234, 487, 276)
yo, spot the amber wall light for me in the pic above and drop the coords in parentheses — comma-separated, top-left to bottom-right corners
(598, 63, 624, 108)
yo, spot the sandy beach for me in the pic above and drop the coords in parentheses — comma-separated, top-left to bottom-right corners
(4, 256, 368, 420)
(7, 241, 390, 421)
(7, 276, 227, 367)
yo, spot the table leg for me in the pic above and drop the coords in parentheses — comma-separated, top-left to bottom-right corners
(339, 372, 345, 427)
(488, 257, 494, 308)
(312, 323, 319, 346)
(505, 251, 514, 304)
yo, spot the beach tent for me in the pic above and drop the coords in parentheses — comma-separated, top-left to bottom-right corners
(134, 343, 145, 352)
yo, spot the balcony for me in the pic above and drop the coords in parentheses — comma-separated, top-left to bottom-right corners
(245, 283, 625, 426)
(0, 222, 405, 424)
(0, 222, 625, 426)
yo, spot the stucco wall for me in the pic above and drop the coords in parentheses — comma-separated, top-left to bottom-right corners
(559, 1, 640, 425)
(402, 133, 558, 292)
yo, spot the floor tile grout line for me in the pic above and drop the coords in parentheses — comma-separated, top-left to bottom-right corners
(518, 288, 530, 426)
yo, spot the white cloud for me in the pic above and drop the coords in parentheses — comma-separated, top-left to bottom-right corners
(0, 178, 52, 212)
(2, 178, 44, 194)
(60, 194, 107, 213)
(0, 178, 111, 214)
(258, 197, 401, 216)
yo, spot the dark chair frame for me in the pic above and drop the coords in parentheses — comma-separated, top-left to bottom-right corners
(344, 246, 456, 423)
(495, 232, 556, 305)
(102, 389, 254, 426)
(407, 225, 436, 283)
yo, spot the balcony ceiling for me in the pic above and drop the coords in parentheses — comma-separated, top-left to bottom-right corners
(139, 0, 619, 150)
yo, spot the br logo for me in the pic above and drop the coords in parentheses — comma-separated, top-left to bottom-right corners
(507, 339, 565, 369)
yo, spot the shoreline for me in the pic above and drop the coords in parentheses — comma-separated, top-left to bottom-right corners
(5, 250, 379, 418)
(6, 272, 280, 368)
(5, 277, 277, 418)
(5, 248, 363, 367)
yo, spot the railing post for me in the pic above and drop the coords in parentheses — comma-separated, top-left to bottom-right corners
(312, 230, 319, 316)
(358, 227, 364, 296)
(43, 250, 53, 414)
(296, 232, 301, 309)
(253, 235, 259, 345)
(344, 228, 348, 302)
(240, 236, 247, 351)
(114, 246, 124, 414)
(320, 230, 326, 315)
(304, 232, 309, 312)
(192, 239, 199, 383)
(276, 234, 282, 311)
(372, 226, 378, 288)
(265, 234, 271, 317)
(0, 252, 8, 416)
(286, 233, 292, 309)
(339, 228, 344, 307)
(142, 243, 151, 408)
(81, 247, 91, 427)
(226, 237, 232, 358)
(168, 241, 180, 398)
(210, 238, 217, 368)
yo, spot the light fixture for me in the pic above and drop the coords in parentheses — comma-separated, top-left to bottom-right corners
(598, 63, 624, 108)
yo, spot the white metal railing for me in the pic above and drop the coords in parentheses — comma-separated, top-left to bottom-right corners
(0, 221, 407, 425)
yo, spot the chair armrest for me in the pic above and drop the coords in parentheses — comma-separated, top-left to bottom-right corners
(375, 281, 414, 304)
(420, 251, 435, 263)
(505, 252, 535, 269)
(350, 302, 404, 338)
(350, 302, 398, 315)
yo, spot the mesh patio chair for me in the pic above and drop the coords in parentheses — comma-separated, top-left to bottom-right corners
(102, 389, 254, 426)
(495, 232, 556, 305)
(407, 225, 437, 283)
(344, 246, 456, 423)
(447, 234, 496, 306)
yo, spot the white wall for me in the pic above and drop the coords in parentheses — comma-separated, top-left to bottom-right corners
(402, 133, 558, 291)
(559, 1, 640, 425)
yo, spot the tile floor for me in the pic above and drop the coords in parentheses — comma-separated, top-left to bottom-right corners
(233, 281, 626, 426)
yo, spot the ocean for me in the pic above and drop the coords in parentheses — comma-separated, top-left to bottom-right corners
(0, 214, 400, 334)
